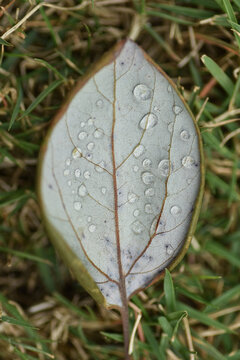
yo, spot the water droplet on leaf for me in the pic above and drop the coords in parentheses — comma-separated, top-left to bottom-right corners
(75, 169, 81, 178)
(87, 142, 95, 151)
(96, 99, 104, 108)
(63, 169, 70, 176)
(142, 171, 154, 185)
(142, 158, 152, 168)
(95, 161, 105, 173)
(145, 204, 153, 214)
(78, 184, 87, 197)
(180, 130, 190, 141)
(166, 244, 174, 255)
(88, 118, 94, 125)
(133, 84, 152, 101)
(139, 113, 157, 129)
(131, 220, 144, 234)
(133, 144, 145, 158)
(89, 224, 96, 232)
(84, 170, 91, 179)
(133, 209, 140, 217)
(168, 122, 174, 132)
(78, 131, 87, 140)
(170, 205, 181, 216)
(72, 147, 82, 159)
(74, 202, 82, 211)
(94, 128, 104, 139)
(145, 188, 155, 197)
(182, 156, 195, 168)
(101, 187, 107, 195)
(173, 105, 183, 115)
(158, 159, 172, 177)
(128, 192, 137, 203)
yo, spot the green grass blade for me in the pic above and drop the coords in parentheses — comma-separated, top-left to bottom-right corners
(147, 10, 194, 25)
(204, 284, 240, 313)
(19, 79, 63, 119)
(201, 55, 235, 96)
(0, 246, 52, 265)
(222, 0, 240, 49)
(142, 322, 162, 360)
(205, 241, 240, 269)
(177, 303, 233, 333)
(164, 269, 176, 313)
(8, 82, 23, 130)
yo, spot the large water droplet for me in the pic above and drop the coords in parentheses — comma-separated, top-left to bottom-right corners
(132, 165, 139, 172)
(84, 170, 91, 179)
(94, 128, 104, 139)
(139, 113, 157, 130)
(143, 158, 152, 168)
(145, 204, 153, 214)
(133, 84, 152, 101)
(180, 130, 190, 141)
(78, 184, 87, 197)
(158, 159, 172, 177)
(166, 244, 174, 255)
(78, 131, 87, 140)
(142, 171, 154, 185)
(101, 187, 107, 195)
(96, 99, 104, 108)
(133, 144, 145, 158)
(75, 169, 81, 178)
(133, 209, 140, 217)
(89, 224, 96, 233)
(74, 202, 82, 211)
(80, 122, 85, 128)
(131, 220, 144, 235)
(72, 147, 82, 159)
(170, 205, 181, 216)
(145, 188, 155, 197)
(182, 156, 195, 168)
(168, 122, 174, 132)
(173, 105, 183, 115)
(128, 192, 138, 203)
(95, 161, 105, 173)
(87, 142, 95, 151)
(63, 169, 70, 176)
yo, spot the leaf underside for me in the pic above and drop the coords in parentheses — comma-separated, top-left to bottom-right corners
(38, 40, 203, 308)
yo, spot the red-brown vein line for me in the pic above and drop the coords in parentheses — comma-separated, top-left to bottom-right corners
(50, 143, 117, 284)
(111, 60, 128, 300)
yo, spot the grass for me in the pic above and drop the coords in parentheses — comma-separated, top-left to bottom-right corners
(0, 0, 240, 359)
